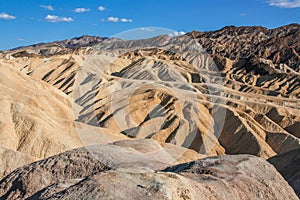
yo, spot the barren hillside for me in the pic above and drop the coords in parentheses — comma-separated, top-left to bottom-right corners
(0, 24, 299, 199)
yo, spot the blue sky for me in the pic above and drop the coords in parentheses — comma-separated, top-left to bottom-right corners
(0, 0, 299, 50)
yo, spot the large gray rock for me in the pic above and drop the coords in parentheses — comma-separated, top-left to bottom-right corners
(0, 143, 297, 200)
(0, 139, 201, 199)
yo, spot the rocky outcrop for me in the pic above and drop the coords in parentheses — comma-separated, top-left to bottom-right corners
(189, 23, 300, 71)
(0, 139, 202, 199)
(0, 144, 297, 200)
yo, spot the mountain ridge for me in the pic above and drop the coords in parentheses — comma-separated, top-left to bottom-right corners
(4, 23, 299, 51)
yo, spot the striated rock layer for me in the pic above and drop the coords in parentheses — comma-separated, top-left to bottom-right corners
(0, 24, 299, 160)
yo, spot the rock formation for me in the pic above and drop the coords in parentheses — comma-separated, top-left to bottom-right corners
(0, 141, 297, 199)
(0, 24, 299, 199)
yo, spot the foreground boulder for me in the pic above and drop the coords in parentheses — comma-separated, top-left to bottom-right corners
(0, 140, 297, 200)
(0, 139, 202, 199)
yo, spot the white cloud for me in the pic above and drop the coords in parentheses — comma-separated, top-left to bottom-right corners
(104, 17, 133, 23)
(268, 0, 300, 8)
(45, 15, 73, 22)
(107, 17, 119, 22)
(120, 18, 133, 22)
(240, 13, 247, 16)
(169, 31, 185, 37)
(16, 38, 25, 41)
(0, 12, 16, 20)
(98, 6, 105, 11)
(74, 8, 90, 13)
(41, 5, 54, 11)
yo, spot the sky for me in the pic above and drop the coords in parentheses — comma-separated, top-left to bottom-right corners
(0, 0, 299, 50)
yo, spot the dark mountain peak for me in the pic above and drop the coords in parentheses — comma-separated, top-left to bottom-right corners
(58, 35, 108, 49)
